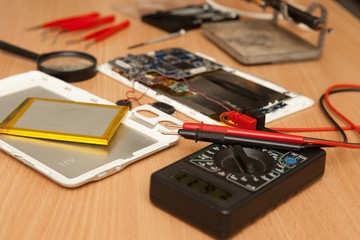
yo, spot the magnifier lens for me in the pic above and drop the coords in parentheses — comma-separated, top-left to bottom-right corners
(40, 56, 95, 72)
(37, 51, 97, 82)
(0, 41, 97, 82)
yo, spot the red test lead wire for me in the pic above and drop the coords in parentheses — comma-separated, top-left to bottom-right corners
(182, 122, 305, 144)
(303, 139, 360, 149)
(181, 122, 360, 149)
(324, 84, 360, 135)
(271, 126, 359, 132)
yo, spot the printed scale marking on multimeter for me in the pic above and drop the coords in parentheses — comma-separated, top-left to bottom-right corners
(150, 144, 326, 239)
(189, 145, 307, 192)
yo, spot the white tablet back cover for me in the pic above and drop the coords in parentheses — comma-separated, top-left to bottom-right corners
(0, 71, 181, 187)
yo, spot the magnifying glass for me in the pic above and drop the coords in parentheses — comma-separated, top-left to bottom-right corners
(0, 41, 97, 82)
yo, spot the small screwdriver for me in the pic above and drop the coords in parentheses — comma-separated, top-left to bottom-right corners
(128, 29, 186, 49)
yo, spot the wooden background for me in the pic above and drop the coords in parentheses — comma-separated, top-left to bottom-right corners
(0, 0, 359, 239)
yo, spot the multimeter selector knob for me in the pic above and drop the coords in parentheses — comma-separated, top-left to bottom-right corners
(214, 145, 275, 175)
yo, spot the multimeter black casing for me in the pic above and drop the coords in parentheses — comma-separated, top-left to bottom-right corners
(150, 144, 326, 239)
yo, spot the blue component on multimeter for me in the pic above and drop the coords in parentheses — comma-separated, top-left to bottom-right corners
(284, 157, 298, 165)
(150, 144, 326, 239)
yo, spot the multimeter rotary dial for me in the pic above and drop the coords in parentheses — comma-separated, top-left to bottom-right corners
(214, 145, 275, 175)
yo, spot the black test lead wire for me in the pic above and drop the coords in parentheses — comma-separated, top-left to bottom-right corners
(319, 88, 360, 143)
(173, 128, 360, 150)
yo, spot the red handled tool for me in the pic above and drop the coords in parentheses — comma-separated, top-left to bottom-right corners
(66, 20, 130, 48)
(26, 12, 100, 31)
(59, 15, 115, 32)
(52, 15, 116, 44)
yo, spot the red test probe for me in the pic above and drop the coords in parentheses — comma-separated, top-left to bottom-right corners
(179, 122, 360, 149)
(182, 122, 305, 144)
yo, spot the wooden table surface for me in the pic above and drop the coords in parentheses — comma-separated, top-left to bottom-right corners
(0, 0, 359, 239)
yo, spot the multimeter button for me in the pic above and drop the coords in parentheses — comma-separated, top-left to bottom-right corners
(284, 157, 297, 165)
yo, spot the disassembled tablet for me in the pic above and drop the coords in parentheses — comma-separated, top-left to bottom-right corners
(99, 48, 314, 124)
(0, 97, 129, 145)
(0, 71, 181, 187)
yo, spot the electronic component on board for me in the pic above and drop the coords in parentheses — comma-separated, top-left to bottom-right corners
(108, 48, 293, 121)
(152, 102, 176, 115)
(100, 48, 314, 125)
(110, 48, 223, 81)
(116, 99, 132, 109)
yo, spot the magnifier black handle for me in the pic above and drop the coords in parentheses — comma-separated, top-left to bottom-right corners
(0, 40, 39, 61)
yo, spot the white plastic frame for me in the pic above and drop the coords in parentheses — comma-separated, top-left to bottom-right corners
(98, 50, 314, 125)
(0, 71, 181, 187)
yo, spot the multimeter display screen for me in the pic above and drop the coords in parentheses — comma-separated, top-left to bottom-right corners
(172, 171, 233, 202)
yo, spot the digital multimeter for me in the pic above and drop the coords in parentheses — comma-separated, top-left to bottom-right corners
(150, 144, 326, 239)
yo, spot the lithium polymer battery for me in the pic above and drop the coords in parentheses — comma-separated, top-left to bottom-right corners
(0, 97, 129, 145)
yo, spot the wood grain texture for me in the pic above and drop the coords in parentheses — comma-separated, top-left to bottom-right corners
(0, 0, 359, 239)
